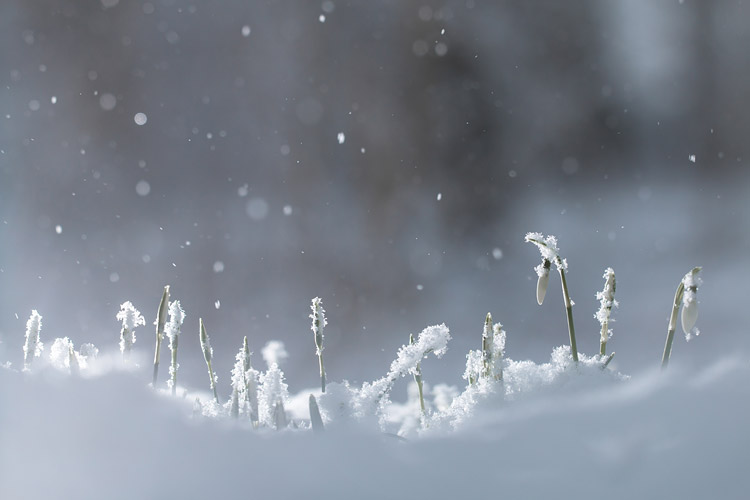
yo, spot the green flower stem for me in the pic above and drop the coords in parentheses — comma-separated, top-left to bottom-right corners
(661, 280, 685, 369)
(599, 323, 608, 356)
(152, 285, 170, 387)
(557, 261, 578, 363)
(410, 334, 425, 415)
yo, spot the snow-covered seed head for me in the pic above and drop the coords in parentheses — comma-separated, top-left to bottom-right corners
(310, 297, 327, 354)
(165, 300, 185, 345)
(535, 259, 551, 305)
(681, 267, 701, 335)
(595, 268, 617, 324)
(116, 301, 145, 331)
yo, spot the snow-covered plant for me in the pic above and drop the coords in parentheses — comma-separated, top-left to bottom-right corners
(258, 362, 289, 429)
(228, 336, 259, 422)
(409, 333, 426, 416)
(199, 318, 219, 403)
(352, 324, 450, 426)
(165, 300, 185, 395)
(309, 394, 324, 434)
(116, 301, 145, 361)
(595, 268, 617, 356)
(23, 310, 43, 372)
(662, 267, 702, 369)
(49, 337, 79, 374)
(525, 233, 578, 362)
(310, 297, 327, 393)
(152, 285, 170, 386)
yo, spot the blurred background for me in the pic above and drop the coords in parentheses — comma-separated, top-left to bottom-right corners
(1, 0, 748, 393)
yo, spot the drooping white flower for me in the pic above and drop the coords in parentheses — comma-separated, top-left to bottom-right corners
(681, 267, 702, 337)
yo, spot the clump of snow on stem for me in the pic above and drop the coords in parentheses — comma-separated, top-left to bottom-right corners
(595, 267, 618, 342)
(23, 310, 44, 371)
(525, 232, 568, 271)
(165, 300, 185, 390)
(164, 301, 185, 345)
(116, 302, 144, 356)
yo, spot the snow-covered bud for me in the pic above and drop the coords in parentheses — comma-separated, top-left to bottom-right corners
(595, 268, 617, 339)
(23, 310, 44, 371)
(310, 297, 327, 355)
(681, 267, 702, 336)
(310, 297, 327, 392)
(199, 318, 219, 403)
(481, 313, 493, 377)
(535, 259, 551, 305)
(117, 301, 145, 359)
(525, 232, 566, 271)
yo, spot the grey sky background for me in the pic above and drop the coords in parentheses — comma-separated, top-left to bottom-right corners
(1, 0, 748, 393)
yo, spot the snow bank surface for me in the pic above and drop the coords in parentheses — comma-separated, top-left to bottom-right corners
(2, 348, 749, 500)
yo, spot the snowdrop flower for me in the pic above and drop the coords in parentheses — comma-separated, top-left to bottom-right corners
(681, 267, 701, 337)
(535, 259, 551, 305)
(525, 232, 578, 363)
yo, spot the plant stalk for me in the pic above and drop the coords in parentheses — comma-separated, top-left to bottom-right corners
(152, 285, 170, 387)
(557, 261, 578, 363)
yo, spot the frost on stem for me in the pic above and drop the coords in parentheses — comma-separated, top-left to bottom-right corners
(199, 319, 219, 403)
(310, 297, 327, 393)
(595, 268, 618, 356)
(165, 300, 185, 394)
(525, 232, 567, 272)
(23, 310, 44, 372)
(117, 302, 145, 361)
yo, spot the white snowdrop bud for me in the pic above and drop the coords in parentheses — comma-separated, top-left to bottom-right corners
(680, 267, 701, 335)
(535, 259, 551, 305)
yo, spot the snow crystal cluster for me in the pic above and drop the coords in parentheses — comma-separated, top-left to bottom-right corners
(116, 301, 145, 358)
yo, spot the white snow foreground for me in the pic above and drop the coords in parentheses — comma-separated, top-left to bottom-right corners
(2, 353, 749, 500)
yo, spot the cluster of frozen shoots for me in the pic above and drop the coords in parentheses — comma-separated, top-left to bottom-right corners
(14, 233, 702, 437)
